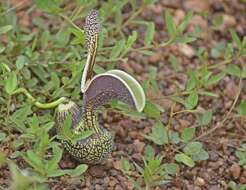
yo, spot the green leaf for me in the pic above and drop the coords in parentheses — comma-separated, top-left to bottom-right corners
(0, 25, 13, 34)
(206, 72, 225, 86)
(144, 121, 168, 145)
(171, 96, 185, 105)
(211, 48, 220, 58)
(10, 105, 32, 132)
(146, 156, 162, 173)
(47, 169, 67, 177)
(164, 163, 178, 175)
(225, 43, 234, 60)
(144, 145, 155, 161)
(5, 72, 18, 95)
(144, 22, 155, 46)
(230, 29, 242, 49)
(200, 110, 213, 125)
(185, 92, 198, 110)
(186, 70, 198, 91)
(123, 31, 137, 56)
(16, 55, 27, 70)
(75, 0, 93, 5)
(168, 54, 180, 72)
(65, 164, 88, 177)
(54, 29, 70, 47)
(200, 65, 211, 84)
(211, 42, 225, 58)
(115, 7, 123, 27)
(144, 100, 161, 119)
(0, 44, 5, 54)
(0, 132, 6, 142)
(242, 65, 246, 78)
(183, 142, 203, 155)
(174, 36, 196, 44)
(143, 0, 158, 5)
(30, 66, 48, 83)
(165, 11, 177, 38)
(8, 162, 33, 189)
(0, 151, 6, 166)
(47, 144, 63, 172)
(148, 67, 159, 93)
(58, 115, 73, 141)
(236, 101, 246, 116)
(169, 131, 180, 144)
(121, 158, 131, 174)
(198, 91, 219, 98)
(94, 64, 106, 74)
(239, 185, 246, 190)
(225, 64, 241, 77)
(212, 15, 224, 28)
(35, 0, 61, 13)
(192, 149, 209, 161)
(72, 130, 93, 144)
(175, 153, 195, 167)
(178, 12, 193, 34)
(110, 39, 125, 59)
(69, 27, 85, 45)
(181, 127, 195, 142)
(23, 150, 45, 174)
(227, 181, 238, 190)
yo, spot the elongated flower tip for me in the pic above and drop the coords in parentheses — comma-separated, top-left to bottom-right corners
(84, 9, 100, 48)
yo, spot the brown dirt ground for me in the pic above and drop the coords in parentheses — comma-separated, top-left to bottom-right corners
(1, 0, 246, 190)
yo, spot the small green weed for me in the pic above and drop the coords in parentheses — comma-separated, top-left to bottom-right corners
(121, 145, 178, 190)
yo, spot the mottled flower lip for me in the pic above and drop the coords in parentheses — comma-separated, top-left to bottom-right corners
(83, 70, 146, 112)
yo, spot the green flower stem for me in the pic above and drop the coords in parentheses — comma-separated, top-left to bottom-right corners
(12, 88, 67, 109)
(59, 13, 84, 34)
(130, 38, 174, 53)
(172, 109, 199, 116)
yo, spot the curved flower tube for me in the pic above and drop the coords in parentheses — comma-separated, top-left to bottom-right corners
(56, 10, 146, 164)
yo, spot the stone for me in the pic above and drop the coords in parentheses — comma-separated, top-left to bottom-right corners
(115, 185, 124, 190)
(210, 185, 222, 190)
(95, 184, 103, 190)
(178, 44, 195, 58)
(113, 160, 122, 170)
(187, 15, 208, 38)
(109, 177, 118, 187)
(149, 52, 162, 64)
(174, 9, 185, 25)
(88, 166, 106, 178)
(178, 119, 191, 128)
(224, 80, 237, 99)
(230, 164, 241, 179)
(194, 177, 205, 186)
(133, 139, 145, 153)
(219, 14, 236, 32)
(183, 0, 210, 13)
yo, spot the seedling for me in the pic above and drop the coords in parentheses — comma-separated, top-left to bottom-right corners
(235, 143, 246, 169)
(121, 146, 178, 190)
